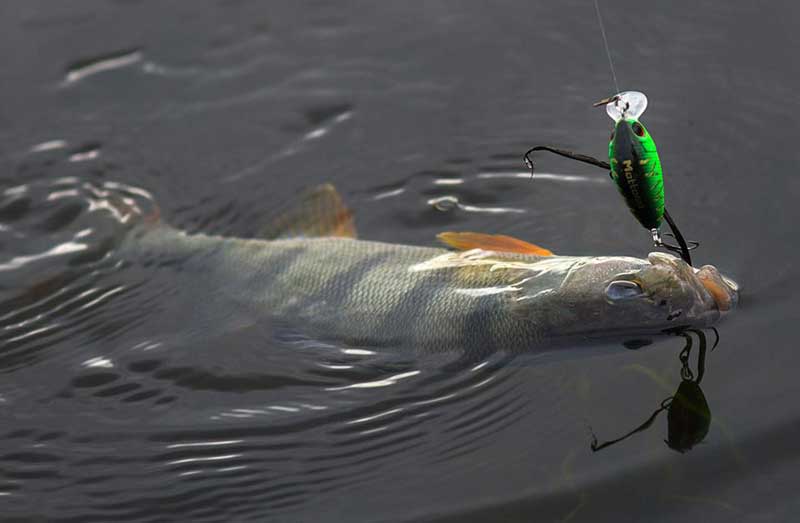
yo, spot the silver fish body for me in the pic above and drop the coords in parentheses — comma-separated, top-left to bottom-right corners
(121, 224, 737, 354)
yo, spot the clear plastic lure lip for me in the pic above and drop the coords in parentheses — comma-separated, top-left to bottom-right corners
(594, 91, 648, 122)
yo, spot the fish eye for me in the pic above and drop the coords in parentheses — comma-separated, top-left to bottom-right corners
(605, 280, 646, 302)
(632, 121, 645, 137)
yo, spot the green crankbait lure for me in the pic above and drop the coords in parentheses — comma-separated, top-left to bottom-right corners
(598, 92, 664, 231)
(524, 91, 696, 265)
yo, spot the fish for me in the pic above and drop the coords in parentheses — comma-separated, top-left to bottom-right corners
(118, 184, 738, 354)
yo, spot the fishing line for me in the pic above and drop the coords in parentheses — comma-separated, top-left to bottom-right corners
(593, 0, 620, 95)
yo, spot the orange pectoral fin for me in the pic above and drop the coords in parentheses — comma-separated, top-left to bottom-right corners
(437, 232, 553, 256)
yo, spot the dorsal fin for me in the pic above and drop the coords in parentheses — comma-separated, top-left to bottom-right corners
(263, 184, 356, 239)
(437, 232, 553, 256)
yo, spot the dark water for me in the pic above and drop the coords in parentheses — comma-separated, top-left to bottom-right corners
(1, 1, 798, 521)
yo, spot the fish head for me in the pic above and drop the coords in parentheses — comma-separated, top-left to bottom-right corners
(525, 252, 739, 338)
(600, 252, 738, 331)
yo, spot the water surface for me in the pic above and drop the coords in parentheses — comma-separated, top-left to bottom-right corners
(1, 1, 799, 521)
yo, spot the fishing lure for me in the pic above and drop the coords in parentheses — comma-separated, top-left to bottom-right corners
(524, 91, 697, 265)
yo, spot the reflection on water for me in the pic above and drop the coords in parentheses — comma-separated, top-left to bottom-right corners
(591, 329, 716, 453)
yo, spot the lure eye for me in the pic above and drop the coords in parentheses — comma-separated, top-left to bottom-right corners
(632, 121, 645, 137)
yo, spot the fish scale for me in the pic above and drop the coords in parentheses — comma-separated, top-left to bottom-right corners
(123, 226, 563, 353)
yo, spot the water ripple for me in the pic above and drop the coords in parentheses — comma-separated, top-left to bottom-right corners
(62, 49, 143, 85)
(0, 158, 565, 521)
(0, 177, 156, 373)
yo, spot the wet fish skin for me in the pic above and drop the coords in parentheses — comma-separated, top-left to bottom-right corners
(121, 224, 736, 354)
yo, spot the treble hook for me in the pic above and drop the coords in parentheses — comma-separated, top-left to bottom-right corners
(522, 147, 700, 266)
(661, 209, 699, 266)
(523, 145, 610, 175)
(651, 208, 698, 266)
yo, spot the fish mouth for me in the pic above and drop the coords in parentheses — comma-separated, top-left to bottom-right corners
(695, 265, 739, 313)
(647, 252, 739, 314)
